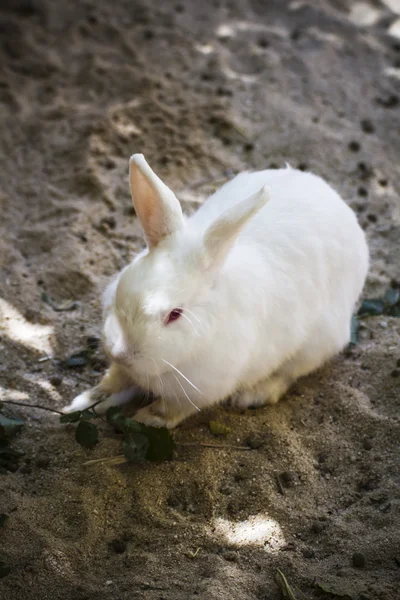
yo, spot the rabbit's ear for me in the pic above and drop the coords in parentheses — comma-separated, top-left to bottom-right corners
(129, 154, 184, 248)
(203, 185, 269, 266)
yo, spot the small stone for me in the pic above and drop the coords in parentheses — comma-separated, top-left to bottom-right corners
(49, 376, 62, 387)
(105, 580, 113, 586)
(35, 455, 50, 469)
(311, 522, 324, 534)
(352, 552, 365, 568)
(222, 550, 238, 562)
(245, 434, 264, 449)
(348, 141, 360, 152)
(110, 539, 126, 554)
(360, 119, 374, 134)
(280, 471, 295, 487)
(363, 438, 373, 450)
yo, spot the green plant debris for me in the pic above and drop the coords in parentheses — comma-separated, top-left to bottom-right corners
(0, 414, 24, 441)
(209, 421, 232, 436)
(106, 408, 175, 462)
(275, 568, 298, 600)
(59, 410, 95, 424)
(41, 292, 78, 312)
(350, 315, 359, 345)
(358, 285, 400, 318)
(75, 421, 99, 448)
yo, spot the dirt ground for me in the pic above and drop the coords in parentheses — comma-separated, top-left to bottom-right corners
(0, 0, 400, 598)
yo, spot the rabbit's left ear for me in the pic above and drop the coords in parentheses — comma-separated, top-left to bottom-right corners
(129, 154, 184, 249)
(203, 185, 269, 267)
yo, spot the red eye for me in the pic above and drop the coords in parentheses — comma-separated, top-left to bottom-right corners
(166, 308, 183, 325)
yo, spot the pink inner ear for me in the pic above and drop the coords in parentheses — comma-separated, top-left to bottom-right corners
(130, 168, 158, 236)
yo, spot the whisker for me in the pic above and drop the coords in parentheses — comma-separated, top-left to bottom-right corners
(161, 359, 204, 396)
(178, 307, 202, 325)
(179, 312, 199, 336)
(172, 374, 201, 412)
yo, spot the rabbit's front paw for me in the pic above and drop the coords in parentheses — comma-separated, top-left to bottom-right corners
(134, 399, 181, 429)
(228, 390, 267, 409)
(62, 390, 94, 413)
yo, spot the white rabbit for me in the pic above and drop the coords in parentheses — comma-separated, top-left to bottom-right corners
(63, 154, 369, 428)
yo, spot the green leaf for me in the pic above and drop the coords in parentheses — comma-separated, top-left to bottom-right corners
(209, 421, 232, 436)
(0, 514, 9, 527)
(75, 421, 98, 448)
(0, 561, 11, 578)
(123, 433, 149, 462)
(350, 315, 359, 345)
(0, 414, 24, 441)
(60, 411, 82, 423)
(358, 299, 384, 317)
(60, 410, 95, 424)
(141, 424, 175, 461)
(106, 409, 174, 462)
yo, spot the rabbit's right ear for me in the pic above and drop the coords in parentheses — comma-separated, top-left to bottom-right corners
(203, 185, 269, 268)
(129, 154, 184, 249)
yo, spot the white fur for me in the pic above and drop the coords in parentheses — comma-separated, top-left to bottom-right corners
(63, 156, 369, 428)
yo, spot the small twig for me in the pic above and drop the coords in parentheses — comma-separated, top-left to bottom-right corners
(275, 473, 285, 496)
(179, 442, 251, 451)
(84, 455, 127, 466)
(83, 442, 251, 467)
(1, 399, 64, 415)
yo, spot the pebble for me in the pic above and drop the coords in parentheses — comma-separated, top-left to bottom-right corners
(352, 552, 366, 568)
(110, 539, 127, 554)
(363, 438, 373, 450)
(311, 522, 324, 534)
(360, 119, 374, 134)
(348, 140, 360, 152)
(245, 434, 264, 449)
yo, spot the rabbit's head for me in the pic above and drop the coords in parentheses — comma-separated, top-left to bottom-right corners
(101, 154, 268, 380)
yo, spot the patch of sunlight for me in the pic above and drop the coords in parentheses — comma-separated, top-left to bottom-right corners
(384, 66, 400, 80)
(388, 18, 400, 38)
(289, 0, 308, 9)
(0, 386, 29, 401)
(213, 515, 285, 550)
(195, 43, 214, 55)
(0, 298, 54, 355)
(381, 0, 400, 15)
(349, 2, 381, 26)
(24, 376, 61, 402)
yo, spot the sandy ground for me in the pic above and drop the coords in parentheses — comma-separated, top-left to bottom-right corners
(1, 0, 400, 598)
